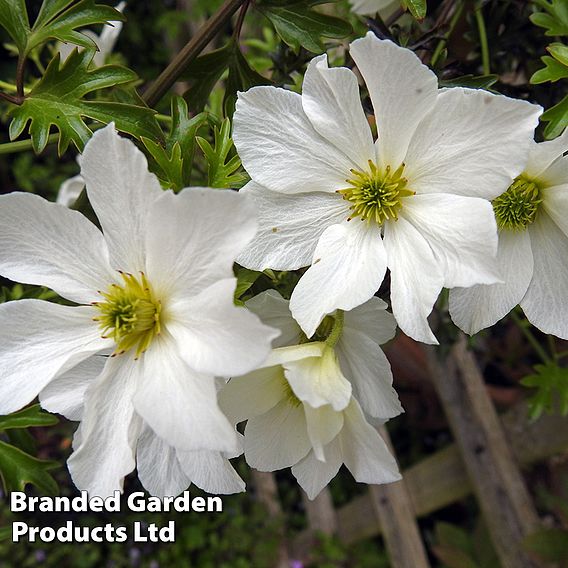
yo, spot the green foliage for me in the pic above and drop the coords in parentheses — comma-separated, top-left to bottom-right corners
(197, 118, 247, 188)
(234, 267, 262, 304)
(439, 74, 499, 89)
(523, 528, 568, 563)
(0, 405, 59, 495)
(520, 362, 568, 420)
(541, 94, 568, 138)
(530, 0, 568, 37)
(256, 0, 352, 53)
(9, 49, 161, 153)
(0, 0, 123, 58)
(531, 52, 568, 84)
(403, 0, 427, 21)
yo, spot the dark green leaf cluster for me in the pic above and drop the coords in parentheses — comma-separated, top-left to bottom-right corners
(0, 405, 59, 495)
(520, 362, 568, 420)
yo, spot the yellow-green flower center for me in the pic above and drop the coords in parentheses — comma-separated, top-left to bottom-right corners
(93, 272, 162, 358)
(337, 160, 414, 225)
(492, 175, 542, 231)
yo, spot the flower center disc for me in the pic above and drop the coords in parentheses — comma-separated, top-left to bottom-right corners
(94, 272, 162, 358)
(337, 160, 414, 225)
(492, 176, 542, 231)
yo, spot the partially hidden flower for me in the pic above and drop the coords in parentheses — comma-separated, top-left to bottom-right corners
(349, 0, 399, 18)
(219, 290, 402, 499)
(0, 123, 278, 497)
(450, 129, 568, 338)
(233, 32, 542, 344)
(58, 2, 126, 67)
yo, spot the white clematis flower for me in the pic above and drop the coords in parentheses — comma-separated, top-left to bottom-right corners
(450, 130, 568, 338)
(0, 123, 278, 497)
(349, 0, 399, 18)
(219, 291, 402, 499)
(58, 2, 126, 67)
(233, 33, 542, 344)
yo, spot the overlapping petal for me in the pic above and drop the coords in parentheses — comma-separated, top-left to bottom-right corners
(525, 129, 568, 181)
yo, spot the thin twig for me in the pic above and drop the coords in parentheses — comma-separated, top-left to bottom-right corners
(233, 0, 250, 40)
(475, 3, 490, 75)
(0, 91, 23, 105)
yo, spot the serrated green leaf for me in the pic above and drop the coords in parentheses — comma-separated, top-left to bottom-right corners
(197, 118, 247, 188)
(258, 1, 352, 53)
(403, 0, 427, 20)
(27, 0, 124, 55)
(9, 49, 161, 154)
(520, 362, 568, 419)
(0, 0, 30, 52)
(439, 74, 498, 89)
(0, 404, 58, 431)
(530, 0, 568, 36)
(541, 94, 568, 139)
(531, 55, 568, 84)
(523, 528, 568, 562)
(143, 137, 184, 190)
(0, 440, 59, 495)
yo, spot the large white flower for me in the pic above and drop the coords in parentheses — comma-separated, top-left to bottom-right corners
(0, 124, 278, 497)
(233, 33, 542, 344)
(58, 2, 126, 67)
(450, 130, 568, 338)
(219, 291, 402, 499)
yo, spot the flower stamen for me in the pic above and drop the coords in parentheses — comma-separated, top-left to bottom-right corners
(492, 175, 542, 231)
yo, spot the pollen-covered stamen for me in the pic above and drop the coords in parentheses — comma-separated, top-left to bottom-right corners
(337, 160, 415, 225)
(492, 175, 542, 231)
(93, 271, 162, 358)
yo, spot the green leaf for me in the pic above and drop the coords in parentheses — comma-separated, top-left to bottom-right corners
(0, 0, 30, 53)
(258, 0, 352, 53)
(27, 0, 124, 55)
(531, 55, 568, 84)
(9, 49, 161, 154)
(234, 267, 262, 301)
(541, 94, 568, 139)
(439, 74, 498, 90)
(197, 118, 247, 188)
(403, 0, 427, 21)
(0, 404, 58, 431)
(520, 362, 568, 419)
(523, 528, 568, 562)
(549, 43, 568, 65)
(531, 0, 568, 37)
(0, 526, 11, 542)
(0, 440, 59, 495)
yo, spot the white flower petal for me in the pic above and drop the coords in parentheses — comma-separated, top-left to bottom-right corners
(0, 193, 114, 303)
(449, 229, 533, 334)
(405, 88, 541, 199)
(384, 216, 444, 344)
(244, 400, 311, 471)
(146, 187, 257, 298)
(290, 221, 387, 337)
(525, 129, 568, 182)
(68, 354, 142, 497)
(0, 301, 110, 415)
(218, 366, 284, 424)
(265, 342, 326, 366)
(245, 290, 302, 348)
(40, 354, 107, 421)
(283, 346, 352, 411)
(302, 54, 375, 168)
(349, 34, 438, 169)
(521, 213, 568, 339)
(166, 278, 278, 377)
(543, 184, 568, 237)
(233, 86, 355, 194)
(402, 194, 500, 288)
(56, 174, 85, 207)
(133, 335, 238, 453)
(303, 404, 344, 461)
(343, 296, 396, 346)
(336, 330, 402, 420)
(340, 399, 401, 485)
(291, 441, 343, 500)
(81, 123, 163, 273)
(237, 182, 348, 271)
(349, 0, 399, 17)
(92, 2, 126, 66)
(177, 450, 245, 494)
(137, 425, 191, 498)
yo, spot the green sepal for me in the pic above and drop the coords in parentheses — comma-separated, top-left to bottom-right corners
(9, 49, 161, 154)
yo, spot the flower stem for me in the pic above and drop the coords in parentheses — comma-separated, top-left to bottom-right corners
(430, 0, 465, 68)
(143, 0, 248, 108)
(325, 310, 344, 348)
(510, 310, 551, 364)
(475, 3, 490, 75)
(0, 133, 58, 155)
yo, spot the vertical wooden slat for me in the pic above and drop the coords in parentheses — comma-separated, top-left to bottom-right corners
(302, 487, 337, 535)
(368, 425, 431, 568)
(426, 334, 541, 568)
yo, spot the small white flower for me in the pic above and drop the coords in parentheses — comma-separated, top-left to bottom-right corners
(450, 129, 568, 338)
(0, 123, 278, 497)
(219, 291, 402, 499)
(58, 1, 126, 67)
(349, 0, 399, 18)
(233, 33, 542, 344)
